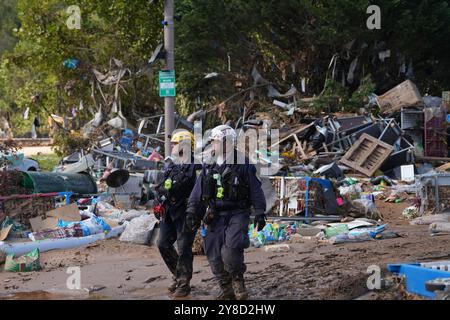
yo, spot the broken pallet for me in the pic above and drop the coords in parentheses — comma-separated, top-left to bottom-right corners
(340, 133, 394, 177)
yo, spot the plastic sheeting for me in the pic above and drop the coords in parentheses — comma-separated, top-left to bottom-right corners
(0, 225, 125, 256)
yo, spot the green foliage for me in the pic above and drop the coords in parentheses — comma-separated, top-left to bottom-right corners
(176, 0, 450, 116)
(348, 75, 376, 111)
(313, 79, 349, 113)
(52, 130, 90, 157)
(0, 0, 18, 56)
(1, 0, 163, 138)
(31, 153, 61, 171)
(1, 0, 450, 142)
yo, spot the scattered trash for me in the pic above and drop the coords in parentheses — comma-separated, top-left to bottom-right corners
(4, 248, 41, 272)
(339, 184, 362, 200)
(410, 213, 450, 225)
(0, 75, 447, 301)
(370, 176, 395, 186)
(46, 203, 81, 222)
(402, 206, 419, 220)
(401, 165, 415, 182)
(324, 224, 349, 238)
(63, 58, 80, 70)
(119, 214, 158, 245)
(350, 198, 383, 220)
(328, 232, 373, 244)
(29, 225, 84, 241)
(314, 162, 344, 179)
(429, 222, 450, 235)
(58, 215, 111, 237)
(85, 285, 106, 293)
(329, 224, 388, 244)
(249, 222, 297, 247)
(384, 191, 407, 203)
(297, 226, 322, 237)
(388, 260, 450, 298)
(0, 225, 125, 256)
(264, 244, 291, 252)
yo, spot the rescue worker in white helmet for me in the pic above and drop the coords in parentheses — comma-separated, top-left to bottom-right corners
(184, 125, 267, 300)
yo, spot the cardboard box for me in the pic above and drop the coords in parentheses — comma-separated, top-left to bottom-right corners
(29, 216, 59, 232)
(46, 203, 80, 221)
(377, 80, 424, 114)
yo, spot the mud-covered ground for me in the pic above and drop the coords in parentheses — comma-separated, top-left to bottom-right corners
(1, 200, 449, 300)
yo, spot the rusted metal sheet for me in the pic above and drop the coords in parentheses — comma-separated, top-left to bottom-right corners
(340, 133, 394, 177)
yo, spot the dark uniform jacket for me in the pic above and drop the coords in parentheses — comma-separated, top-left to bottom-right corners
(187, 153, 266, 218)
(157, 162, 201, 221)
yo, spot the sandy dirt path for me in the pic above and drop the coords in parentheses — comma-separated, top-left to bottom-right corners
(1, 200, 449, 300)
(18, 146, 54, 157)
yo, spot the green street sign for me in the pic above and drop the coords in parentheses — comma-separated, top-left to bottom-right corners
(159, 70, 176, 97)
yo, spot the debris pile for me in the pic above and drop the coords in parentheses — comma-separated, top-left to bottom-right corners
(0, 77, 448, 298)
(262, 80, 447, 182)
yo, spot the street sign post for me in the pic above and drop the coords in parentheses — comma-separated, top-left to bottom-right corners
(159, 70, 176, 97)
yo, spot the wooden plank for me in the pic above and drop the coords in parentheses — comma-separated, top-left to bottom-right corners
(437, 162, 450, 171)
(269, 122, 314, 148)
(417, 156, 450, 163)
(293, 135, 307, 159)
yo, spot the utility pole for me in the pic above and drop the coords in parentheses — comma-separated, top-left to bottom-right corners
(164, 0, 175, 157)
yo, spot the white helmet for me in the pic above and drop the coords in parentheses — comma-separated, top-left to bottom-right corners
(210, 125, 237, 142)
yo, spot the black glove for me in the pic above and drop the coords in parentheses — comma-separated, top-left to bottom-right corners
(254, 214, 266, 231)
(185, 209, 201, 232)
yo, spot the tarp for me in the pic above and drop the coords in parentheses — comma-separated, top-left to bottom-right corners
(0, 225, 125, 256)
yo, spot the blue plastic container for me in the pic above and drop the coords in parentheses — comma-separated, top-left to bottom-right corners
(388, 261, 450, 298)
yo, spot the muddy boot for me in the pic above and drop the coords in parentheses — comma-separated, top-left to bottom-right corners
(232, 275, 248, 300)
(168, 277, 178, 293)
(216, 274, 236, 300)
(173, 281, 191, 298)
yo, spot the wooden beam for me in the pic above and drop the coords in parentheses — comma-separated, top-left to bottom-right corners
(269, 122, 314, 148)
(293, 134, 307, 159)
(417, 156, 450, 163)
